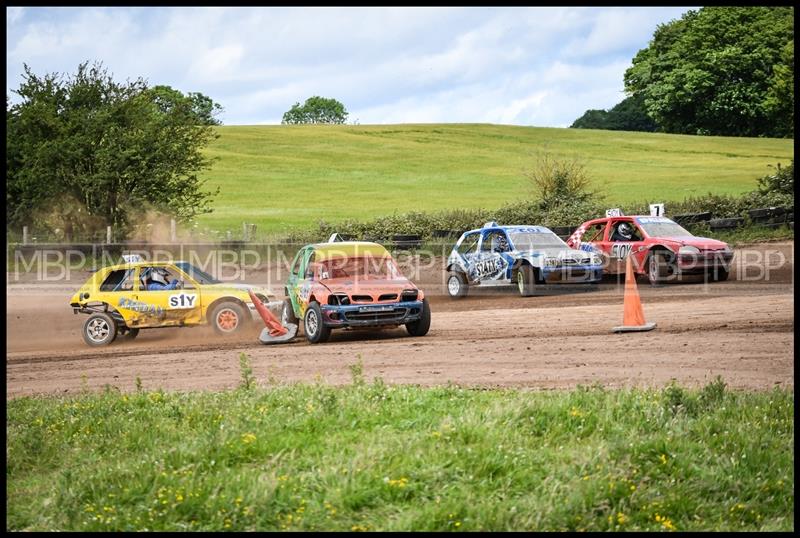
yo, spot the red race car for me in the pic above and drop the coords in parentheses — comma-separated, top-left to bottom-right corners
(566, 215, 734, 285)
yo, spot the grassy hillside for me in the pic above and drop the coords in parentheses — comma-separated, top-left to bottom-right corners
(198, 124, 793, 235)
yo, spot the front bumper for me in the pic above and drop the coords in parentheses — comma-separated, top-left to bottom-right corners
(321, 300, 424, 328)
(540, 265, 603, 283)
(677, 251, 734, 273)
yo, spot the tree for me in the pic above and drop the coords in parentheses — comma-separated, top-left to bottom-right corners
(6, 61, 219, 237)
(571, 94, 659, 132)
(764, 40, 794, 137)
(149, 85, 223, 126)
(281, 96, 348, 124)
(624, 7, 794, 137)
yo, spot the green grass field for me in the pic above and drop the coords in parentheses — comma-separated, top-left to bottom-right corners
(197, 124, 793, 235)
(6, 362, 793, 531)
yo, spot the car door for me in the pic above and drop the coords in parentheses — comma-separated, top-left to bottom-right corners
(287, 247, 314, 318)
(129, 265, 201, 327)
(453, 231, 481, 282)
(474, 229, 511, 284)
(577, 221, 612, 271)
(608, 219, 645, 274)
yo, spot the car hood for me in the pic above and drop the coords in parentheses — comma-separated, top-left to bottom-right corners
(654, 236, 730, 250)
(203, 283, 274, 296)
(319, 277, 416, 296)
(514, 247, 597, 262)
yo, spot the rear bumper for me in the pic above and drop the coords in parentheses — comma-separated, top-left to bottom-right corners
(541, 265, 603, 283)
(321, 300, 424, 328)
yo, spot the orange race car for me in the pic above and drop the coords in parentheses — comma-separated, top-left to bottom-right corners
(281, 238, 431, 343)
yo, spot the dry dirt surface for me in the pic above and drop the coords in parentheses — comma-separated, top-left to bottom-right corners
(6, 242, 794, 398)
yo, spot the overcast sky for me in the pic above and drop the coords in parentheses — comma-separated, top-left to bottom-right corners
(6, 6, 693, 127)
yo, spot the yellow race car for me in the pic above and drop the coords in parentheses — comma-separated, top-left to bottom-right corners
(70, 256, 277, 346)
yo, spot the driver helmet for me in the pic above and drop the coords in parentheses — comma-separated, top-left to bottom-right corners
(150, 268, 169, 285)
(618, 223, 633, 240)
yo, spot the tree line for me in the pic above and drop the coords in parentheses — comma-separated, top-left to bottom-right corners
(571, 6, 794, 137)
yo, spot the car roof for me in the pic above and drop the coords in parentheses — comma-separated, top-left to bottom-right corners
(102, 260, 190, 271)
(308, 241, 391, 261)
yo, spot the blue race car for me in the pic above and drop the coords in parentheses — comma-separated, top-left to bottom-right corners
(445, 222, 604, 298)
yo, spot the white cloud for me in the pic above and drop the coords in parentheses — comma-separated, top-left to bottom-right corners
(6, 7, 693, 126)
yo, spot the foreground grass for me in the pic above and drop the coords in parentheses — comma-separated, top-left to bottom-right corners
(198, 124, 793, 234)
(6, 375, 793, 531)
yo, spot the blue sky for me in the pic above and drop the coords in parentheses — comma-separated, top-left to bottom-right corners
(6, 6, 693, 127)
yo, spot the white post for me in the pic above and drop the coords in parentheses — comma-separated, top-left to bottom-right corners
(22, 226, 28, 245)
(106, 226, 112, 244)
(170, 219, 177, 242)
(243, 222, 249, 242)
(226, 230, 232, 241)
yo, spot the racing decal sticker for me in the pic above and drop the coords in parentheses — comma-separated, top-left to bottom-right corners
(611, 243, 633, 258)
(168, 293, 198, 309)
(117, 297, 165, 316)
(474, 257, 504, 278)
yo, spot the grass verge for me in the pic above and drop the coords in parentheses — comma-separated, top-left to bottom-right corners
(6, 369, 793, 531)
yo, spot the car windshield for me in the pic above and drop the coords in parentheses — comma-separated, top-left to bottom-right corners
(508, 231, 567, 250)
(636, 219, 693, 238)
(174, 262, 221, 284)
(319, 256, 401, 280)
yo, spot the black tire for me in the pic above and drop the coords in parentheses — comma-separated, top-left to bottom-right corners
(710, 266, 730, 282)
(517, 264, 537, 297)
(82, 312, 118, 347)
(210, 301, 247, 335)
(446, 271, 469, 299)
(282, 298, 299, 326)
(304, 301, 331, 344)
(119, 327, 140, 340)
(406, 297, 431, 337)
(647, 250, 677, 286)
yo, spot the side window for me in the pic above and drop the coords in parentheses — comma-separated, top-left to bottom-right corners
(584, 223, 608, 243)
(304, 252, 316, 279)
(481, 231, 510, 253)
(139, 266, 182, 291)
(289, 249, 305, 277)
(99, 269, 135, 291)
(611, 221, 643, 242)
(456, 232, 480, 255)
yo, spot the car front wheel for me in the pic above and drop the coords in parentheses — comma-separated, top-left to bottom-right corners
(210, 301, 247, 334)
(517, 265, 537, 297)
(406, 298, 431, 337)
(304, 301, 331, 344)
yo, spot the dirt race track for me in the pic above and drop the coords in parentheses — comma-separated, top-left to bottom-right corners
(6, 242, 794, 398)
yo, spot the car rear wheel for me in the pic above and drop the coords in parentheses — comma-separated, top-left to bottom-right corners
(447, 271, 469, 299)
(406, 298, 431, 337)
(82, 312, 118, 347)
(210, 301, 246, 335)
(517, 265, 536, 297)
(119, 327, 139, 340)
(304, 301, 331, 344)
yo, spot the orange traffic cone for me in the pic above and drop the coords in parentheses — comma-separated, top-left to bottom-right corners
(248, 290, 298, 344)
(612, 255, 656, 333)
